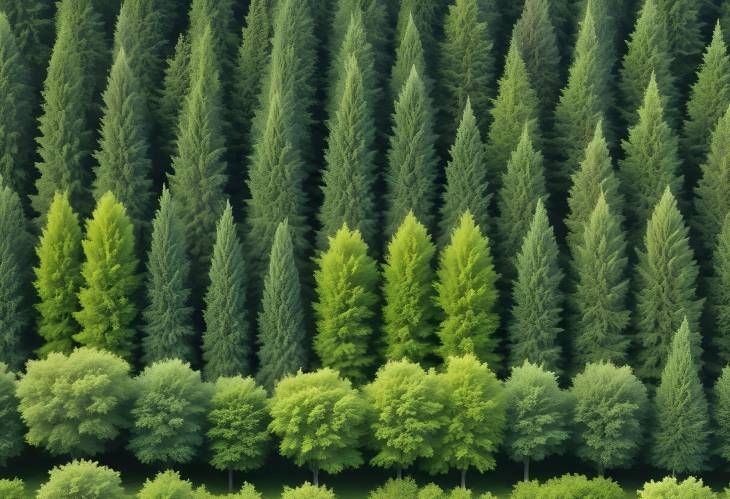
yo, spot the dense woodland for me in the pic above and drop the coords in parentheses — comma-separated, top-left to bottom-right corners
(3, 0, 730, 497)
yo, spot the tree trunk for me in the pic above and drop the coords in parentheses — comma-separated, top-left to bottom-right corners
(313, 467, 319, 487)
(461, 468, 467, 488)
(523, 457, 530, 481)
(396, 467, 402, 480)
(228, 469, 233, 493)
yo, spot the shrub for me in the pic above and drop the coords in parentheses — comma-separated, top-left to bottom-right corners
(637, 476, 716, 498)
(281, 482, 337, 499)
(510, 474, 624, 498)
(0, 478, 24, 499)
(418, 484, 445, 499)
(37, 460, 125, 499)
(138, 470, 195, 498)
(369, 478, 419, 499)
(228, 483, 263, 498)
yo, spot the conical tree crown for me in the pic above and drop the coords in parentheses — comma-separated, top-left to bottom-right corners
(330, 0, 390, 81)
(654, 0, 702, 86)
(157, 34, 190, 160)
(395, 0, 441, 70)
(0, 0, 54, 85)
(390, 14, 428, 99)
(711, 214, 730, 367)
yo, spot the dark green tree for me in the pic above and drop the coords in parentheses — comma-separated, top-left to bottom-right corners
(187, 0, 237, 92)
(710, 214, 730, 366)
(390, 14, 428, 99)
(157, 34, 189, 160)
(0, 0, 54, 85)
(0, 363, 22, 466)
(654, 0, 703, 86)
(395, 0, 442, 75)
(713, 366, 730, 463)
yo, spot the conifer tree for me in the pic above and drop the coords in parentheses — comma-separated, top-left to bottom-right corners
(576, 0, 619, 82)
(395, 0, 441, 72)
(93, 48, 153, 233)
(436, 212, 500, 367)
(157, 35, 189, 159)
(34, 192, 82, 357)
(187, 0, 237, 91)
(634, 188, 703, 381)
(385, 66, 438, 237)
(256, 220, 307, 391)
(714, 366, 730, 463)
(509, 200, 564, 373)
(382, 213, 437, 364)
(619, 75, 682, 242)
(710, 214, 730, 366)
(314, 225, 378, 385)
(0, 0, 54, 85)
(654, 0, 703, 86)
(142, 187, 195, 365)
(74, 192, 140, 361)
(652, 318, 710, 475)
(390, 15, 428, 99)
(203, 203, 249, 380)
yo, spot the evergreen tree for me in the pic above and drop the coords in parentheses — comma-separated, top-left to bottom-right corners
(142, 187, 195, 365)
(652, 318, 710, 475)
(157, 34, 189, 160)
(436, 212, 500, 367)
(576, 0, 619, 83)
(187, 0, 237, 94)
(34, 192, 82, 357)
(654, 0, 703, 86)
(390, 14, 428, 99)
(634, 188, 703, 381)
(714, 366, 730, 463)
(570, 194, 630, 367)
(382, 212, 437, 364)
(0, 0, 54, 85)
(74, 192, 140, 361)
(314, 225, 378, 385)
(203, 203, 249, 380)
(395, 0, 441, 73)
(710, 214, 730, 366)
(509, 200, 564, 373)
(385, 66, 438, 237)
(256, 220, 307, 391)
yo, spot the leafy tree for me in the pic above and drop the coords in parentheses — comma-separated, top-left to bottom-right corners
(37, 460, 125, 499)
(129, 359, 212, 465)
(634, 188, 703, 381)
(571, 362, 649, 475)
(282, 483, 336, 499)
(714, 366, 730, 463)
(256, 220, 307, 391)
(436, 212, 500, 366)
(382, 213, 436, 363)
(269, 368, 367, 486)
(390, 14, 428, 101)
(208, 376, 270, 492)
(504, 361, 572, 481)
(638, 477, 715, 499)
(0, 0, 54, 85)
(74, 192, 140, 361)
(651, 318, 710, 475)
(711, 215, 730, 366)
(0, 363, 22, 465)
(17, 347, 133, 457)
(654, 0, 702, 86)
(157, 34, 189, 160)
(509, 200, 564, 373)
(314, 225, 378, 385)
(138, 470, 197, 499)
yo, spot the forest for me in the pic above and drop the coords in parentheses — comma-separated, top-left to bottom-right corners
(1, 0, 730, 497)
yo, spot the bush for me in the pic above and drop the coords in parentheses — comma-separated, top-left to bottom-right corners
(37, 460, 126, 499)
(228, 482, 263, 498)
(447, 488, 472, 499)
(510, 474, 624, 498)
(369, 478, 419, 499)
(418, 484, 446, 499)
(0, 478, 24, 499)
(281, 482, 337, 499)
(138, 470, 196, 498)
(637, 476, 716, 498)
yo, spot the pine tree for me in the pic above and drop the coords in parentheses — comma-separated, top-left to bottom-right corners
(382, 212, 437, 364)
(34, 192, 82, 357)
(711, 214, 730, 367)
(142, 187, 195, 365)
(256, 220, 307, 391)
(74, 192, 140, 361)
(385, 66, 438, 237)
(0, 0, 54, 85)
(395, 0, 441, 72)
(390, 14, 428, 99)
(652, 318, 710, 475)
(314, 225, 378, 385)
(570, 194, 630, 367)
(576, 0, 619, 82)
(634, 188, 703, 381)
(203, 203, 249, 380)
(509, 200, 564, 373)
(654, 0, 703, 87)
(187, 0, 237, 91)
(157, 34, 190, 160)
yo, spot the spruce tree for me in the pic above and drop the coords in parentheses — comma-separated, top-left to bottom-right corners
(715, 366, 730, 463)
(634, 188, 703, 381)
(142, 187, 195, 365)
(436, 212, 500, 367)
(34, 192, 82, 357)
(256, 220, 307, 391)
(157, 35, 189, 160)
(654, 0, 703, 86)
(575, 0, 619, 82)
(0, 0, 54, 85)
(711, 214, 730, 366)
(314, 225, 378, 385)
(385, 66, 438, 237)
(652, 318, 710, 475)
(74, 192, 140, 361)
(187, 0, 237, 93)
(390, 14, 428, 99)
(509, 200, 564, 373)
(382, 212, 437, 364)
(395, 0, 441, 72)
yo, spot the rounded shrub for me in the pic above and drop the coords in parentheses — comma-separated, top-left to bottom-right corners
(37, 460, 125, 499)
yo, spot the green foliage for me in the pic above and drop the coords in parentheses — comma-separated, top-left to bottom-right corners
(369, 478, 419, 499)
(638, 476, 715, 499)
(281, 483, 336, 499)
(712, 215, 730, 365)
(157, 34, 190, 159)
(0, 363, 22, 465)
(510, 474, 624, 499)
(0, 478, 23, 499)
(418, 484, 445, 499)
(37, 460, 125, 499)
(654, 0, 702, 85)
(17, 347, 133, 456)
(390, 14, 428, 99)
(138, 470, 196, 499)
(395, 0, 442, 67)
(0, 0, 54, 85)
(129, 359, 212, 465)
(436, 212, 500, 366)
(714, 367, 730, 462)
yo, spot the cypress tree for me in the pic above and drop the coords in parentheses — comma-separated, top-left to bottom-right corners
(74, 192, 140, 361)
(385, 66, 438, 237)
(711, 214, 730, 366)
(382, 212, 437, 364)
(314, 225, 378, 385)
(575, 0, 619, 80)
(654, 0, 703, 86)
(203, 203, 249, 380)
(395, 0, 441, 71)
(390, 14, 428, 99)
(157, 35, 190, 160)
(436, 212, 500, 367)
(652, 318, 710, 475)
(187, 0, 237, 88)
(256, 220, 307, 391)
(570, 194, 630, 367)
(634, 188, 703, 381)
(0, 0, 54, 85)
(34, 192, 82, 357)
(142, 186, 195, 365)
(509, 200, 564, 374)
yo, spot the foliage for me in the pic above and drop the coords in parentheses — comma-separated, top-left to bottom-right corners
(0, 478, 23, 499)
(510, 474, 624, 499)
(37, 460, 125, 499)
(138, 470, 196, 499)
(637, 476, 716, 498)
(281, 483, 336, 499)
(712, 214, 730, 367)
(0, 363, 22, 465)
(714, 367, 730, 463)
(369, 478, 419, 499)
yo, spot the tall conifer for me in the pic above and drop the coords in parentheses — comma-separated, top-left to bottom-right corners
(654, 0, 703, 86)
(395, 0, 441, 70)
(711, 214, 730, 367)
(0, 0, 54, 85)
(157, 35, 189, 160)
(390, 15, 428, 99)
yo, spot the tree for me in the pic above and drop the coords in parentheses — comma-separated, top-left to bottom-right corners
(654, 0, 702, 86)
(385, 66, 438, 237)
(203, 203, 249, 380)
(365, 360, 446, 479)
(714, 366, 730, 463)
(157, 34, 189, 160)
(382, 212, 437, 363)
(208, 376, 270, 492)
(17, 347, 133, 457)
(129, 359, 212, 465)
(651, 318, 710, 475)
(37, 460, 125, 499)
(634, 188, 703, 381)
(395, 0, 443, 68)
(141, 186, 195, 365)
(74, 192, 140, 361)
(314, 225, 378, 385)
(711, 215, 730, 366)
(571, 362, 649, 475)
(269, 368, 367, 486)
(436, 212, 500, 366)
(256, 220, 307, 391)
(638, 477, 715, 499)
(509, 200, 564, 373)
(0, 363, 22, 466)
(390, 14, 428, 101)
(0, 0, 54, 86)
(504, 361, 572, 481)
